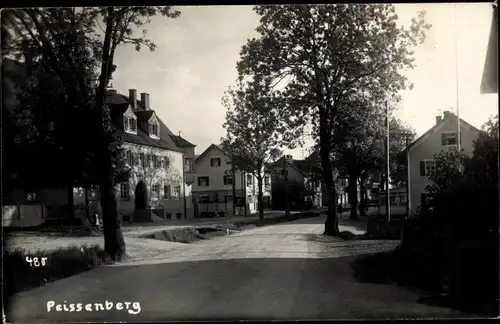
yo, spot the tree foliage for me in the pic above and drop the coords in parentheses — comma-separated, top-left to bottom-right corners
(425, 115, 498, 236)
(236, 4, 430, 235)
(2, 6, 180, 260)
(221, 76, 300, 219)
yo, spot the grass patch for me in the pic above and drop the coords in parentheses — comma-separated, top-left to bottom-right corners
(3, 245, 109, 298)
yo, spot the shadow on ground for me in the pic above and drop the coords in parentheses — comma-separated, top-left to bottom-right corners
(7, 256, 470, 323)
(350, 250, 499, 317)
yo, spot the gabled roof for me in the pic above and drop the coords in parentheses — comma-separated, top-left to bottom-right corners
(400, 111, 481, 157)
(270, 156, 310, 178)
(195, 144, 228, 163)
(106, 91, 189, 153)
(170, 135, 196, 148)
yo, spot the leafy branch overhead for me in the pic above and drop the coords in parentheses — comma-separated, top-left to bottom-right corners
(235, 4, 430, 234)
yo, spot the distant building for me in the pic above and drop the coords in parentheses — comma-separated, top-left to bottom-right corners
(192, 144, 271, 217)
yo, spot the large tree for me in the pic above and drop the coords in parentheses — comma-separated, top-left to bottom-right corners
(236, 4, 430, 235)
(221, 76, 299, 220)
(2, 7, 180, 260)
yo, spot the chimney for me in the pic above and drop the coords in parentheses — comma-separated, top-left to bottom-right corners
(129, 89, 137, 109)
(140, 92, 150, 110)
(443, 110, 452, 119)
(435, 116, 442, 124)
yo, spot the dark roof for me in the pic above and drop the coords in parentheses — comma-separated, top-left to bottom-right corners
(270, 156, 310, 177)
(135, 110, 154, 122)
(105, 91, 191, 153)
(170, 135, 196, 148)
(481, 4, 498, 94)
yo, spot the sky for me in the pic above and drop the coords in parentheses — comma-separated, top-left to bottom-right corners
(112, 3, 498, 160)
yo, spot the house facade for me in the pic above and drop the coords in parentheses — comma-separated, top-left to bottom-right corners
(270, 155, 322, 210)
(407, 111, 480, 216)
(94, 89, 197, 221)
(192, 144, 271, 217)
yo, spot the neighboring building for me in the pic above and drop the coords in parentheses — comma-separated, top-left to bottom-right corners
(480, 2, 498, 94)
(2, 83, 197, 226)
(270, 155, 322, 210)
(406, 110, 480, 216)
(192, 144, 271, 217)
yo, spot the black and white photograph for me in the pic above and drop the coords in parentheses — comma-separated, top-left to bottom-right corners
(2, 2, 498, 322)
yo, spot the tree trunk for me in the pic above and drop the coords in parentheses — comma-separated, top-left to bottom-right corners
(84, 185, 90, 221)
(67, 185, 75, 220)
(95, 7, 126, 261)
(319, 118, 339, 236)
(257, 171, 264, 221)
(359, 177, 367, 217)
(348, 174, 359, 220)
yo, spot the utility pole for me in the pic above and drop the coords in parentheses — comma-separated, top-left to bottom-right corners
(405, 134, 411, 219)
(385, 102, 391, 223)
(180, 131, 187, 219)
(454, 4, 461, 152)
(231, 160, 236, 217)
(283, 156, 290, 217)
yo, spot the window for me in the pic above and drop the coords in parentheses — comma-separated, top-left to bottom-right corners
(420, 159, 436, 177)
(246, 174, 253, 186)
(174, 185, 181, 200)
(139, 153, 145, 168)
(224, 195, 233, 203)
(120, 182, 130, 200)
(176, 213, 182, 219)
(124, 117, 137, 133)
(164, 156, 170, 169)
(198, 176, 209, 187)
(210, 157, 221, 167)
(223, 175, 233, 185)
(441, 131, 461, 146)
(146, 154, 151, 167)
(166, 213, 172, 220)
(152, 155, 159, 168)
(185, 158, 194, 172)
(151, 183, 159, 199)
(264, 176, 270, 186)
(126, 150, 133, 166)
(199, 195, 210, 203)
(150, 123, 159, 136)
(163, 185, 171, 199)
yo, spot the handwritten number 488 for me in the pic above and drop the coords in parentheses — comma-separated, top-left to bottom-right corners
(26, 256, 48, 267)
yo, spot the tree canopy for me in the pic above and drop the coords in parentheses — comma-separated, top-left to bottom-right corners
(235, 4, 430, 234)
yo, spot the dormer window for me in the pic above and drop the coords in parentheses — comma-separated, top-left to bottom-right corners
(149, 122, 159, 138)
(124, 116, 137, 134)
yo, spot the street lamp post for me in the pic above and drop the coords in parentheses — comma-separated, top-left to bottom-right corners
(385, 102, 391, 223)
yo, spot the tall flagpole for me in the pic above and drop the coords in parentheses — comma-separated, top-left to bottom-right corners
(454, 4, 461, 151)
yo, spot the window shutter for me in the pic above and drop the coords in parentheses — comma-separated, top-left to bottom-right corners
(198, 177, 201, 186)
(441, 133, 447, 146)
(206, 177, 210, 186)
(420, 161, 425, 176)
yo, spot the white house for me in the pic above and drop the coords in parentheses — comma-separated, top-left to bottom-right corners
(90, 89, 197, 221)
(406, 110, 480, 216)
(192, 144, 271, 217)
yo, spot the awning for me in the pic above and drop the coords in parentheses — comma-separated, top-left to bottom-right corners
(480, 3, 498, 94)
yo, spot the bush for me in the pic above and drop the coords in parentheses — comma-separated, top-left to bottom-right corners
(3, 245, 108, 298)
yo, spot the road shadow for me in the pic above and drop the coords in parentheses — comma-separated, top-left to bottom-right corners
(6, 256, 470, 323)
(350, 250, 499, 318)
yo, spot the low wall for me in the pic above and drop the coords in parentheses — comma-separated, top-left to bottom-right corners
(367, 217, 403, 239)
